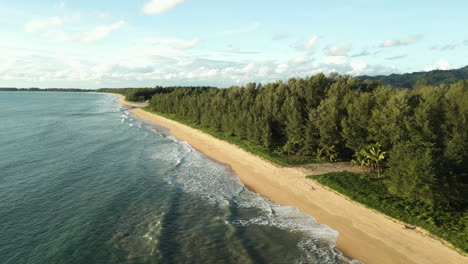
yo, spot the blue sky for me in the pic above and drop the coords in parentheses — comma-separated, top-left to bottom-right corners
(0, 0, 467, 88)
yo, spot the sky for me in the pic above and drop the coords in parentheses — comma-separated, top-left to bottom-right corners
(0, 0, 467, 89)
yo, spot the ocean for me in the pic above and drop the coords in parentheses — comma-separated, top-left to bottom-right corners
(0, 92, 355, 264)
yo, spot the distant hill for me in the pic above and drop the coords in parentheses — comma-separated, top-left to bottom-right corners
(358, 65, 468, 88)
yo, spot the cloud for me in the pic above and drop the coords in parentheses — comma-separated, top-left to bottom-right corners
(0, 35, 401, 88)
(326, 45, 350, 56)
(225, 48, 260, 54)
(385, 54, 407, 60)
(351, 50, 371, 57)
(175, 38, 200, 50)
(25, 17, 63, 33)
(272, 33, 288, 40)
(425, 59, 451, 71)
(146, 38, 201, 52)
(431, 40, 468, 51)
(143, 0, 185, 14)
(177, 59, 194, 66)
(275, 64, 288, 74)
(78, 20, 126, 43)
(349, 60, 369, 75)
(380, 35, 423, 48)
(430, 44, 458, 51)
(295, 36, 319, 51)
(288, 57, 306, 65)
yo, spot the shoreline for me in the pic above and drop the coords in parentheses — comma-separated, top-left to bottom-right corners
(115, 94, 467, 264)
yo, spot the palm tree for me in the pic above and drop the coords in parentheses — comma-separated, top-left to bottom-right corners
(365, 143, 387, 178)
(351, 149, 371, 173)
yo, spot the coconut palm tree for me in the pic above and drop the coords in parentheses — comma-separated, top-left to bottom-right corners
(365, 143, 387, 178)
(351, 149, 371, 173)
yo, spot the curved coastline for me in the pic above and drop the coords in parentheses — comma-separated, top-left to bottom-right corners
(114, 94, 467, 264)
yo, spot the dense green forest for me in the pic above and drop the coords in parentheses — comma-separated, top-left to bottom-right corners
(359, 65, 468, 88)
(97, 86, 215, 102)
(144, 74, 467, 206)
(98, 87, 170, 101)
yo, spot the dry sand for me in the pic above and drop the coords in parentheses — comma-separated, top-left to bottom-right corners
(116, 94, 467, 264)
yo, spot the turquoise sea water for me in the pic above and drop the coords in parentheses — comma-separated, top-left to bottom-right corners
(0, 92, 356, 264)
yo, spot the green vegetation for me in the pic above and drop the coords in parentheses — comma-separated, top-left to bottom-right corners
(97, 86, 215, 102)
(359, 65, 468, 88)
(309, 172, 468, 253)
(146, 75, 467, 206)
(143, 107, 321, 166)
(143, 72, 467, 250)
(98, 87, 174, 102)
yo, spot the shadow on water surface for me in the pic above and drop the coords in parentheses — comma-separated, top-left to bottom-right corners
(228, 206, 268, 264)
(157, 191, 182, 264)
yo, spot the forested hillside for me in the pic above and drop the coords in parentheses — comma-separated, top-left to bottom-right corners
(359, 65, 468, 88)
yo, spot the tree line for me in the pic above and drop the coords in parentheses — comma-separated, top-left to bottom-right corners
(144, 74, 467, 209)
(98, 86, 214, 102)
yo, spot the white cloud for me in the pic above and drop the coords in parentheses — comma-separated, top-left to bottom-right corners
(78, 20, 126, 43)
(425, 59, 452, 71)
(177, 59, 194, 66)
(25, 17, 63, 33)
(288, 57, 306, 65)
(242, 63, 256, 73)
(143, 0, 185, 14)
(380, 35, 423, 48)
(0, 35, 402, 88)
(349, 60, 369, 75)
(381, 39, 399, 48)
(304, 36, 319, 50)
(296, 36, 319, 51)
(437, 59, 451, 70)
(175, 38, 200, 50)
(143, 38, 202, 54)
(275, 64, 288, 74)
(385, 54, 407, 60)
(351, 50, 371, 57)
(326, 45, 350, 56)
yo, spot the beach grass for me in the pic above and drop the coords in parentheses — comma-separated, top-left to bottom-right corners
(308, 172, 468, 254)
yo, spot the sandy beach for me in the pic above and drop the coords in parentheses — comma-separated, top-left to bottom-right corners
(116, 94, 467, 264)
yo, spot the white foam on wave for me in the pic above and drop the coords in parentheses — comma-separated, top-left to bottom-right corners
(122, 109, 361, 263)
(145, 139, 360, 263)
